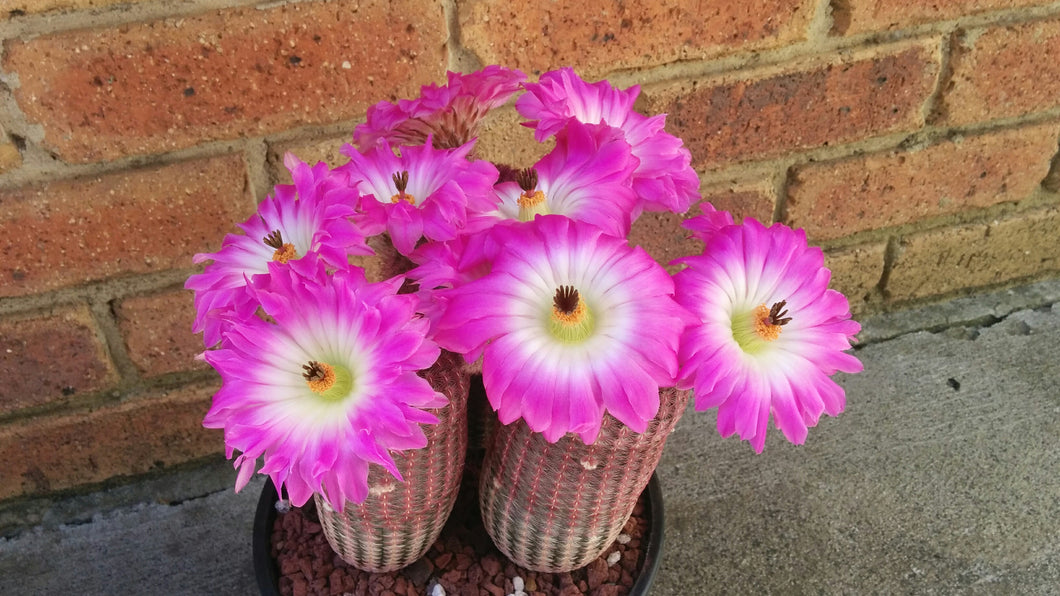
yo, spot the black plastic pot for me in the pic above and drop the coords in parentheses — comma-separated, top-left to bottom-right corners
(254, 473, 665, 595)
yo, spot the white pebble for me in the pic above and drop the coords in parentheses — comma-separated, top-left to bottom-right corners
(430, 583, 445, 596)
(512, 576, 524, 591)
(606, 551, 622, 566)
(616, 533, 631, 544)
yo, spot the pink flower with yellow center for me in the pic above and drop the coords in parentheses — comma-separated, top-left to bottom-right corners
(202, 261, 447, 510)
(185, 154, 369, 346)
(470, 120, 639, 238)
(674, 219, 863, 452)
(516, 67, 700, 215)
(432, 215, 694, 443)
(353, 66, 526, 150)
(338, 139, 499, 256)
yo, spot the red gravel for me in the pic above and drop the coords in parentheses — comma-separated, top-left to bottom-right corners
(268, 460, 651, 596)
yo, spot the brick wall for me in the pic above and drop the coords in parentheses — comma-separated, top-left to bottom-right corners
(1, 0, 1058, 503)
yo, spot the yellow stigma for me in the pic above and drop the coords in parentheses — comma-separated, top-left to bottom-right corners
(553, 298, 588, 325)
(263, 230, 299, 263)
(732, 300, 792, 354)
(303, 361, 336, 393)
(752, 304, 782, 342)
(272, 243, 298, 263)
(518, 189, 546, 210)
(549, 285, 594, 343)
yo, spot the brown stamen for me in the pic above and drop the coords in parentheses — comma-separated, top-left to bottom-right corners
(751, 300, 792, 343)
(553, 285, 580, 315)
(389, 170, 415, 204)
(302, 360, 336, 393)
(264, 229, 298, 263)
(767, 300, 792, 327)
(516, 168, 538, 193)
(549, 285, 593, 339)
(263, 230, 284, 250)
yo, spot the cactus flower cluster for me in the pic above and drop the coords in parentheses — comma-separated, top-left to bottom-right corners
(187, 65, 862, 514)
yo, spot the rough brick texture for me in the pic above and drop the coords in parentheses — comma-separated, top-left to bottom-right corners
(825, 242, 888, 313)
(0, 123, 20, 175)
(0, 305, 116, 415)
(646, 40, 941, 169)
(270, 134, 353, 185)
(3, 0, 448, 162)
(458, 0, 815, 77)
(702, 183, 778, 224)
(787, 121, 1060, 240)
(474, 106, 552, 170)
(3, 0, 1060, 506)
(0, 143, 19, 175)
(1, 0, 147, 19)
(626, 185, 776, 274)
(940, 18, 1060, 126)
(115, 288, 208, 377)
(0, 382, 219, 500)
(887, 207, 1060, 300)
(628, 210, 698, 274)
(832, 0, 1054, 35)
(0, 155, 253, 298)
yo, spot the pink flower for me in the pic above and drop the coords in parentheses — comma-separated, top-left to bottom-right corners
(470, 120, 640, 238)
(674, 219, 863, 453)
(185, 154, 369, 346)
(516, 67, 700, 215)
(432, 215, 694, 444)
(338, 139, 499, 256)
(202, 261, 447, 510)
(354, 66, 526, 150)
(682, 205, 736, 244)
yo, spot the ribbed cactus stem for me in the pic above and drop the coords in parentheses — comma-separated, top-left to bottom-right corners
(315, 350, 469, 572)
(478, 387, 690, 572)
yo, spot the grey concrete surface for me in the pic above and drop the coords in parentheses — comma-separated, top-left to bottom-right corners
(1, 279, 1058, 595)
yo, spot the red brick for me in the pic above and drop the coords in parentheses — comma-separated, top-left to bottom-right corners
(474, 106, 553, 170)
(458, 0, 815, 77)
(1, 0, 150, 19)
(0, 305, 117, 415)
(0, 381, 220, 499)
(702, 182, 777, 224)
(115, 288, 208, 377)
(3, 0, 448, 163)
(824, 242, 887, 314)
(831, 0, 1054, 36)
(787, 121, 1060, 241)
(644, 39, 941, 170)
(628, 210, 697, 273)
(0, 155, 253, 297)
(940, 18, 1060, 126)
(887, 207, 1060, 301)
(269, 133, 352, 185)
(627, 186, 776, 273)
